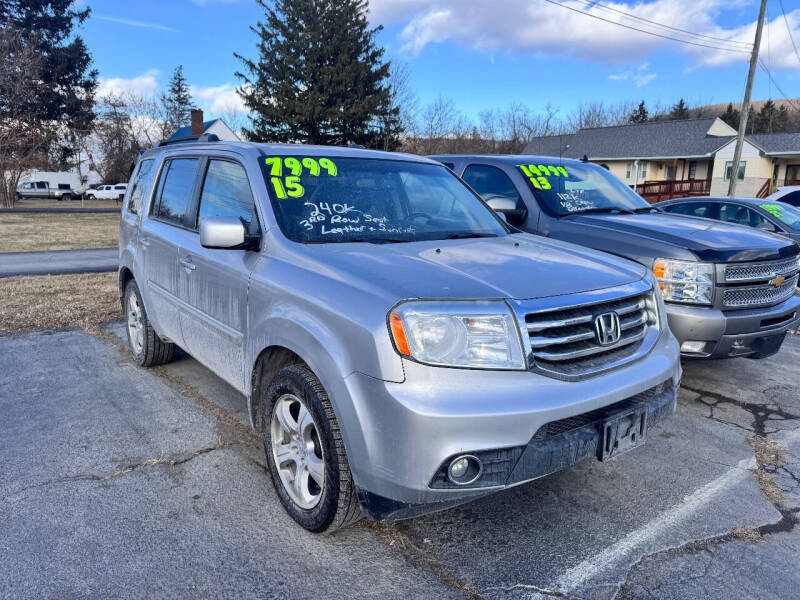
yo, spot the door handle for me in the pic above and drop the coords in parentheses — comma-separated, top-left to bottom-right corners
(179, 256, 196, 271)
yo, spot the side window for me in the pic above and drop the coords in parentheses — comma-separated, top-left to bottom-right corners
(719, 203, 771, 229)
(462, 165, 521, 202)
(154, 158, 200, 227)
(664, 202, 710, 218)
(197, 160, 257, 231)
(127, 159, 154, 215)
(36, 182, 47, 189)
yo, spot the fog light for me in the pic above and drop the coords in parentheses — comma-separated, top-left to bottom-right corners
(447, 455, 482, 485)
(680, 340, 708, 354)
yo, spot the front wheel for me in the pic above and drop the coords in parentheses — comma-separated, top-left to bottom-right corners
(262, 365, 362, 533)
(124, 280, 175, 367)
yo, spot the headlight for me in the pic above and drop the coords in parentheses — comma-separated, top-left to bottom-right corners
(653, 259, 714, 305)
(389, 300, 526, 370)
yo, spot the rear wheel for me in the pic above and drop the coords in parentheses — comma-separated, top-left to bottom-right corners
(262, 365, 362, 533)
(60, 193, 72, 201)
(124, 280, 175, 367)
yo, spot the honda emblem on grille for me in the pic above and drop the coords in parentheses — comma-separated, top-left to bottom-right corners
(594, 312, 621, 346)
(769, 274, 785, 287)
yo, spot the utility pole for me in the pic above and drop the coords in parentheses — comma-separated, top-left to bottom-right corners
(728, 0, 768, 197)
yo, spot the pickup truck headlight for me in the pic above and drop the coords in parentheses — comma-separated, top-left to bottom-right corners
(389, 300, 526, 370)
(653, 259, 714, 305)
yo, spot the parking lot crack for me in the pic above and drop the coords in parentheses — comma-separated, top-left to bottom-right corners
(486, 582, 583, 598)
(682, 384, 800, 436)
(2, 442, 239, 501)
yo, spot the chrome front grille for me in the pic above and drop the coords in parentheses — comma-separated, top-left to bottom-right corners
(523, 288, 659, 380)
(723, 274, 799, 308)
(724, 257, 799, 283)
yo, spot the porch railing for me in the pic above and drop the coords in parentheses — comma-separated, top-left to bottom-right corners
(634, 179, 711, 204)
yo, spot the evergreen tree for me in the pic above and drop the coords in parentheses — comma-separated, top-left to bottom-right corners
(162, 65, 194, 132)
(0, 0, 98, 163)
(628, 100, 649, 124)
(669, 98, 690, 120)
(234, 0, 398, 146)
(720, 103, 740, 130)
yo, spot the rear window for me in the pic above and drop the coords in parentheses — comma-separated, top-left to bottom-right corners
(127, 159, 155, 215)
(57, 184, 71, 190)
(154, 158, 200, 227)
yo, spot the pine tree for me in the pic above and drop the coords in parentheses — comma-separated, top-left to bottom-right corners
(628, 100, 649, 124)
(163, 65, 194, 132)
(669, 98, 690, 120)
(0, 0, 98, 164)
(234, 0, 398, 146)
(720, 103, 740, 130)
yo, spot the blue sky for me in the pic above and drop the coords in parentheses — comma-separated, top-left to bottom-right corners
(82, 0, 800, 121)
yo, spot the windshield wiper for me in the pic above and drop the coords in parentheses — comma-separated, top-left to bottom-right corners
(633, 206, 660, 213)
(443, 232, 499, 240)
(561, 207, 634, 217)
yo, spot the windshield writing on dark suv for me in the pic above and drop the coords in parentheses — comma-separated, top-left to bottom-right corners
(517, 161, 650, 217)
(262, 156, 508, 243)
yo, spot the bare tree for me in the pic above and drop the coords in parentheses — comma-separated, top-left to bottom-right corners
(0, 25, 52, 207)
(91, 94, 143, 183)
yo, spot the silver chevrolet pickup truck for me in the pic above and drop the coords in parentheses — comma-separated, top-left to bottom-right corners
(119, 140, 681, 532)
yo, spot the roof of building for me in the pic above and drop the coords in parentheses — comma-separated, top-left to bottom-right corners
(524, 117, 739, 160)
(167, 119, 224, 141)
(747, 132, 800, 154)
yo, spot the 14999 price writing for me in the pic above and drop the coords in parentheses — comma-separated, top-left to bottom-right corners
(265, 156, 338, 199)
(518, 164, 569, 190)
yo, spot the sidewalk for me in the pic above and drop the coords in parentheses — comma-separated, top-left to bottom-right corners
(0, 247, 117, 278)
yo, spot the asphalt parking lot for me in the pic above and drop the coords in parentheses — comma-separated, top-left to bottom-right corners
(2, 325, 799, 599)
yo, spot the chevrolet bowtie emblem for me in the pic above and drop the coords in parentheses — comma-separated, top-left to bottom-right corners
(769, 274, 785, 287)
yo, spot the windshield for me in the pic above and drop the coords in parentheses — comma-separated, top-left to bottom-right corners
(517, 160, 650, 216)
(262, 156, 508, 243)
(759, 202, 800, 231)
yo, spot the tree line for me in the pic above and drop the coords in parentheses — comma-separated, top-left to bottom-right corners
(3, 0, 800, 208)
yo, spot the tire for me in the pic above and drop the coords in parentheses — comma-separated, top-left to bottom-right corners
(87, 194, 96, 201)
(61, 193, 72, 201)
(262, 365, 362, 533)
(124, 280, 175, 367)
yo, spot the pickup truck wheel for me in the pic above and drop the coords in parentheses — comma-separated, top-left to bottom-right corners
(124, 280, 175, 367)
(86, 194, 95, 201)
(263, 365, 362, 533)
(61, 193, 72, 201)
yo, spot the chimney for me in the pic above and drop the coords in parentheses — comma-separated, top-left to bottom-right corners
(190, 109, 204, 136)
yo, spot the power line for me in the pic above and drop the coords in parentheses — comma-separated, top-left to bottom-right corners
(778, 0, 800, 66)
(574, 0, 753, 50)
(540, 0, 752, 54)
(758, 59, 800, 111)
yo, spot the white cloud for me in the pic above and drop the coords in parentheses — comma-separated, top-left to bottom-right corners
(368, 0, 800, 70)
(94, 15, 178, 33)
(191, 83, 247, 115)
(97, 69, 160, 98)
(609, 62, 658, 86)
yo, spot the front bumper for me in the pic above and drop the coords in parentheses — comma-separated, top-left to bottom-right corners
(666, 293, 800, 359)
(341, 330, 681, 520)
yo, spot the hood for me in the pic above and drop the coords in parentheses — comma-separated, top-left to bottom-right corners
(564, 213, 800, 262)
(297, 233, 645, 301)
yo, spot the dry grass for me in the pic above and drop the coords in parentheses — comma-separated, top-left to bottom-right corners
(0, 212, 119, 252)
(0, 272, 120, 334)
(14, 197, 121, 210)
(749, 436, 786, 506)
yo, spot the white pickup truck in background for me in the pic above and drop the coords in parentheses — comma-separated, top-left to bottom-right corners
(84, 183, 127, 202)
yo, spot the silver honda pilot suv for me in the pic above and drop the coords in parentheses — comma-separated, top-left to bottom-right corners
(119, 141, 682, 532)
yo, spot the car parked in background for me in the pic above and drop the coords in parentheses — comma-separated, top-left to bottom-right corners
(766, 186, 800, 207)
(119, 140, 681, 532)
(657, 197, 800, 244)
(16, 181, 76, 201)
(431, 154, 800, 360)
(85, 183, 127, 201)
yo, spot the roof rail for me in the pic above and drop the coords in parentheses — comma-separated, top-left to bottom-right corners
(154, 133, 221, 148)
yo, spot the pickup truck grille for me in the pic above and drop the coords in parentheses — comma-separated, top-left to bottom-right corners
(724, 257, 799, 283)
(524, 290, 658, 380)
(723, 273, 799, 308)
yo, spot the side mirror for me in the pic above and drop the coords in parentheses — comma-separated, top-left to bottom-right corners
(483, 194, 528, 224)
(199, 216, 260, 250)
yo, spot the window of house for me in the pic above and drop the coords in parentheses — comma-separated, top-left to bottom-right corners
(666, 165, 675, 181)
(640, 161, 648, 179)
(462, 164, 521, 202)
(153, 158, 200, 227)
(197, 160, 257, 231)
(626, 162, 633, 179)
(688, 161, 697, 180)
(724, 161, 746, 181)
